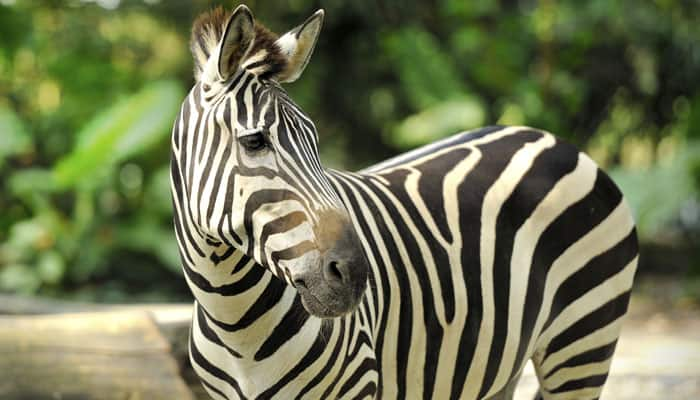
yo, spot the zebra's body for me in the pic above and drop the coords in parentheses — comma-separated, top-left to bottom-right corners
(171, 5, 638, 400)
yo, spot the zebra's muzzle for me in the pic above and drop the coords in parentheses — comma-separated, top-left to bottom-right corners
(292, 224, 368, 318)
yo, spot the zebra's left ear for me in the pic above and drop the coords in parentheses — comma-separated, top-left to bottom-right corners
(273, 9, 324, 83)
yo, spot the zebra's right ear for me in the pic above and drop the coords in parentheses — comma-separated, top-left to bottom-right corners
(273, 9, 324, 83)
(216, 5, 256, 81)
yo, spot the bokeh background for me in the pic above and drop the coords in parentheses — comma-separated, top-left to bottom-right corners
(1, 0, 699, 307)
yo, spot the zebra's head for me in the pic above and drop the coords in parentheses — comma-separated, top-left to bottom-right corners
(174, 5, 368, 318)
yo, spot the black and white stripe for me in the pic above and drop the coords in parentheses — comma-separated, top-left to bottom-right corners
(170, 6, 638, 400)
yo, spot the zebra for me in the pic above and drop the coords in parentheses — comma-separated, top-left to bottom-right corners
(170, 4, 639, 400)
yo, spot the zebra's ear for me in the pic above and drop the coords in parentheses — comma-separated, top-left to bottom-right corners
(217, 5, 256, 81)
(273, 9, 324, 83)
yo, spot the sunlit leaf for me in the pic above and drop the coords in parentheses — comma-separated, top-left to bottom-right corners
(37, 250, 65, 285)
(0, 105, 32, 168)
(53, 80, 183, 189)
(388, 96, 486, 149)
(8, 168, 56, 195)
(0, 264, 41, 294)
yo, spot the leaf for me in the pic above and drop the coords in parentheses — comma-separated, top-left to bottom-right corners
(609, 141, 700, 238)
(0, 105, 32, 168)
(53, 80, 183, 189)
(387, 96, 486, 149)
(37, 250, 66, 284)
(115, 218, 182, 275)
(0, 264, 41, 294)
(8, 168, 56, 195)
(143, 166, 174, 217)
(383, 28, 467, 110)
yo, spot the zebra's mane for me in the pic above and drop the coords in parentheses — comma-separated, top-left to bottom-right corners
(190, 6, 287, 81)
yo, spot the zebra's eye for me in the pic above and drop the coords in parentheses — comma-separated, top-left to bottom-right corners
(238, 129, 267, 152)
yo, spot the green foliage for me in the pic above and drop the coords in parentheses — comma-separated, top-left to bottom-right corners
(0, 106, 32, 169)
(0, 0, 699, 301)
(0, 3, 189, 302)
(389, 97, 485, 149)
(53, 80, 183, 189)
(384, 28, 468, 110)
(610, 142, 700, 239)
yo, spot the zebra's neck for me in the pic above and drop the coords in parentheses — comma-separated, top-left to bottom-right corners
(186, 239, 378, 397)
(182, 233, 318, 354)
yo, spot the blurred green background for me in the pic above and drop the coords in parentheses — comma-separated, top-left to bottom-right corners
(0, 0, 699, 303)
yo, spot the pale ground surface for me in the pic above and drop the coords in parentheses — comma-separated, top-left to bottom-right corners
(514, 277, 700, 400)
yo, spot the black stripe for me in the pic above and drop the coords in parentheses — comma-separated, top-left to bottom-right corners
(189, 332, 246, 399)
(319, 316, 360, 399)
(549, 373, 608, 394)
(413, 147, 472, 245)
(351, 381, 378, 400)
(544, 340, 618, 380)
(254, 295, 310, 361)
(203, 279, 286, 332)
(182, 260, 265, 295)
(199, 376, 228, 400)
(234, 74, 255, 126)
(203, 105, 228, 224)
(242, 188, 311, 254)
(257, 320, 337, 399)
(186, 95, 205, 211)
(543, 229, 637, 332)
(231, 251, 252, 274)
(196, 303, 242, 358)
(270, 240, 316, 264)
(171, 158, 204, 262)
(210, 245, 235, 265)
(259, 211, 308, 250)
(545, 291, 631, 356)
(295, 319, 347, 399)
(336, 357, 379, 398)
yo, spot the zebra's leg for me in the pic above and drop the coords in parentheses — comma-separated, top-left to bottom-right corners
(530, 331, 621, 400)
(530, 247, 637, 399)
(484, 370, 523, 400)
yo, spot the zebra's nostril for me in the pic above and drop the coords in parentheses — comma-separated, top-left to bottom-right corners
(294, 278, 307, 289)
(324, 261, 344, 284)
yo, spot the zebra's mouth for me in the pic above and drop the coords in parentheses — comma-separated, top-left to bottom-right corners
(295, 287, 339, 318)
(294, 281, 355, 318)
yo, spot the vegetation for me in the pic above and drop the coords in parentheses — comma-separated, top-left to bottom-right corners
(1, 0, 699, 302)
